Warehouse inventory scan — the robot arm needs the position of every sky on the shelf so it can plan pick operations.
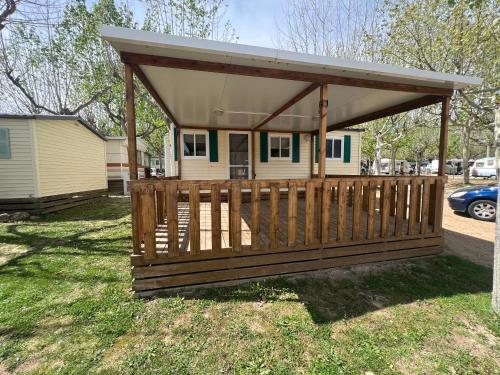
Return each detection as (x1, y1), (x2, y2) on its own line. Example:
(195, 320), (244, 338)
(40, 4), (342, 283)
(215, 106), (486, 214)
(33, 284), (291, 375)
(123, 0), (287, 49)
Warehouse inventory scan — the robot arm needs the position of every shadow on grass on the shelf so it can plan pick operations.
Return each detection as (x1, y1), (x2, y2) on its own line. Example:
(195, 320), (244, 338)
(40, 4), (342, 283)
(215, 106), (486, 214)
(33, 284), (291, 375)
(158, 255), (493, 324)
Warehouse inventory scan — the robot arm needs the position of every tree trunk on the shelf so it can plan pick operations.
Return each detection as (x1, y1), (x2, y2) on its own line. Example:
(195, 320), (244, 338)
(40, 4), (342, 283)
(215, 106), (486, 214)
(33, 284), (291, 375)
(462, 119), (472, 184)
(492, 98), (500, 312)
(390, 146), (397, 176)
(373, 134), (383, 175)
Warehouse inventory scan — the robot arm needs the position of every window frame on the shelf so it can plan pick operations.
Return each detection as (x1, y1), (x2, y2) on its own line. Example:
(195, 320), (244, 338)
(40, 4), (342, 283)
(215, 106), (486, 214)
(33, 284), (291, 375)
(269, 134), (292, 160)
(0, 128), (11, 159)
(325, 136), (343, 161)
(183, 131), (208, 160)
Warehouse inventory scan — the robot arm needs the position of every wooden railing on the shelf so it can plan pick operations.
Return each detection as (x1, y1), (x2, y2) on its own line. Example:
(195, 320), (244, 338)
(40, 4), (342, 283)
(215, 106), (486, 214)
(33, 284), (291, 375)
(129, 176), (446, 261)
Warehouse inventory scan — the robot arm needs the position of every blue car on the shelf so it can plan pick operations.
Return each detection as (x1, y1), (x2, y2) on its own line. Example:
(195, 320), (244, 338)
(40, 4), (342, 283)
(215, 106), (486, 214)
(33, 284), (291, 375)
(448, 184), (498, 221)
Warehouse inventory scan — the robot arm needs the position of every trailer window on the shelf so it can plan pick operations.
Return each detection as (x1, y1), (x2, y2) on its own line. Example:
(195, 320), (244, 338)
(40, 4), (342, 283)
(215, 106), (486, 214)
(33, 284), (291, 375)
(0, 128), (10, 159)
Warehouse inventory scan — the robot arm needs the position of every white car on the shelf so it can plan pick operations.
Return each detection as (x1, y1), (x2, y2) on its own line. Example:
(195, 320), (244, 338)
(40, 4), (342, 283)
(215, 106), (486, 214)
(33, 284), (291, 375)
(471, 157), (496, 178)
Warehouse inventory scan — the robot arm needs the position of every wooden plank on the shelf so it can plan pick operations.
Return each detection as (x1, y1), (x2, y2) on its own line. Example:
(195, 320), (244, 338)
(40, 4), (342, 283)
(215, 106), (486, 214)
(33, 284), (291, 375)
(433, 178), (445, 234)
(189, 184), (200, 254)
(166, 182), (179, 257)
(251, 182), (261, 250)
(121, 52), (453, 96)
(420, 179), (431, 235)
(133, 246), (442, 292)
(211, 184), (221, 252)
(230, 183), (242, 251)
(318, 83), (328, 178)
(156, 190), (165, 224)
(390, 185), (397, 216)
(269, 183), (280, 249)
(131, 192), (142, 255)
(305, 181), (315, 245)
(438, 97), (451, 176)
(141, 186), (157, 260)
(362, 184), (369, 211)
(408, 179), (419, 235)
(352, 181), (362, 241)
(324, 95), (446, 132)
(124, 64), (138, 180)
(380, 180), (391, 238)
(394, 180), (405, 236)
(321, 181), (332, 243)
(403, 184), (409, 220)
(177, 127), (182, 179)
(134, 237), (443, 278)
(367, 180), (377, 240)
(287, 182), (298, 247)
(337, 181), (347, 241)
(253, 83), (320, 130)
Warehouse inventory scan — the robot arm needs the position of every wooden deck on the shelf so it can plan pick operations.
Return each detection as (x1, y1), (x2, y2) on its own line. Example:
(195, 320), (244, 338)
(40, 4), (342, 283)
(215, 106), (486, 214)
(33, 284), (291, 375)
(129, 176), (446, 295)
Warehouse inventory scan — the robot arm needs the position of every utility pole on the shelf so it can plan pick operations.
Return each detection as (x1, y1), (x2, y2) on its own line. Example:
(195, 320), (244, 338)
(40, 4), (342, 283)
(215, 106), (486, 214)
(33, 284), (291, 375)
(493, 92), (500, 312)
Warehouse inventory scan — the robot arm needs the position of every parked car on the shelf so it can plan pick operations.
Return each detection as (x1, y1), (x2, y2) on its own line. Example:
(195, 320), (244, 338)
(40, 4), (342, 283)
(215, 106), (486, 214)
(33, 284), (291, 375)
(448, 184), (498, 221)
(471, 157), (496, 178)
(430, 159), (458, 175)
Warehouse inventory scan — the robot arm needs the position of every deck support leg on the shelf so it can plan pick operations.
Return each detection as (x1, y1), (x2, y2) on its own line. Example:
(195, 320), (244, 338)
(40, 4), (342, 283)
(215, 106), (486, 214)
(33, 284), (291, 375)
(318, 83), (328, 179)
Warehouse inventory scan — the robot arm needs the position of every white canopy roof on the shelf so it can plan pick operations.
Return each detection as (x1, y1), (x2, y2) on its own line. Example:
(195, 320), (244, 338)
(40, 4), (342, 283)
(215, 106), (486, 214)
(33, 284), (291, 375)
(100, 26), (481, 133)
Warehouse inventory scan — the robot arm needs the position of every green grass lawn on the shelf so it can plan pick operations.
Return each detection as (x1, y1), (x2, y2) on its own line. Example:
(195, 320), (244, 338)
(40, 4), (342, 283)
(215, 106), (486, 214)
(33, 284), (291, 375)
(0, 197), (499, 374)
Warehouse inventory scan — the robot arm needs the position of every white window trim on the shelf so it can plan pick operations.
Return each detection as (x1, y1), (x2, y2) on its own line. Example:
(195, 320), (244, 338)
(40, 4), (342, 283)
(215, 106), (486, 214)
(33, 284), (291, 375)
(326, 136), (343, 161)
(183, 130), (209, 160)
(269, 134), (292, 160)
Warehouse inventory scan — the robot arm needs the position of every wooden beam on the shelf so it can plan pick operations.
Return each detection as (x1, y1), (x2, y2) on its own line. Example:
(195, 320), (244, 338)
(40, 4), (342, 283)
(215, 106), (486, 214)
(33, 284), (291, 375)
(318, 84), (328, 179)
(121, 52), (454, 96)
(125, 64), (138, 180)
(438, 96), (451, 176)
(179, 124), (311, 134)
(314, 95), (443, 134)
(130, 64), (180, 128)
(251, 131), (256, 179)
(252, 82), (320, 130)
(177, 127), (182, 179)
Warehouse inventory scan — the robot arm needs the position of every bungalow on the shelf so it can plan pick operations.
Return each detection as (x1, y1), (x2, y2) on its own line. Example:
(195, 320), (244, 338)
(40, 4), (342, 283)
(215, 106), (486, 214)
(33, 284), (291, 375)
(106, 136), (151, 194)
(100, 26), (481, 295)
(0, 114), (107, 214)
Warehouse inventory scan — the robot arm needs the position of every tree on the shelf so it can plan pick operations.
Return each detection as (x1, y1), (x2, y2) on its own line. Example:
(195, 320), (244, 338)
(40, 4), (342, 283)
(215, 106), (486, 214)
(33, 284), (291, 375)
(493, 92), (500, 312)
(0, 0), (20, 31)
(377, 0), (499, 182)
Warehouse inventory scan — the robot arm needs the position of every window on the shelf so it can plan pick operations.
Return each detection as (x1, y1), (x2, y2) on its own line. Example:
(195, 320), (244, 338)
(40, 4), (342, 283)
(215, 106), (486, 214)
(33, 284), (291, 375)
(183, 133), (207, 158)
(326, 137), (342, 160)
(0, 128), (11, 159)
(269, 135), (291, 159)
(487, 159), (495, 166)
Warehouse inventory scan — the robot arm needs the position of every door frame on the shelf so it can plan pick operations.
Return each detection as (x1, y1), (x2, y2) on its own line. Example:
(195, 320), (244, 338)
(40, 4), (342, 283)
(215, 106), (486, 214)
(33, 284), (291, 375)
(226, 130), (252, 179)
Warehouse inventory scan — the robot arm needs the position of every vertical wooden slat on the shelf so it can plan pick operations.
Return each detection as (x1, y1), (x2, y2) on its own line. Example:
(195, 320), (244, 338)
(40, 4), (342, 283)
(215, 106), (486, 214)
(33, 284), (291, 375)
(305, 181), (315, 245)
(433, 178), (445, 234)
(251, 182), (261, 250)
(394, 179), (405, 237)
(269, 183), (280, 249)
(227, 188), (232, 246)
(367, 180), (376, 240)
(380, 180), (391, 238)
(337, 181), (347, 241)
(390, 185), (397, 216)
(321, 181), (332, 243)
(141, 185), (157, 260)
(416, 183), (422, 223)
(166, 182), (179, 257)
(362, 184), (369, 211)
(408, 178), (419, 235)
(230, 183), (242, 251)
(420, 179), (431, 234)
(130, 192), (141, 254)
(156, 190), (165, 224)
(210, 184), (221, 252)
(189, 184), (200, 254)
(352, 180), (362, 240)
(287, 182), (298, 247)
(428, 182), (436, 226)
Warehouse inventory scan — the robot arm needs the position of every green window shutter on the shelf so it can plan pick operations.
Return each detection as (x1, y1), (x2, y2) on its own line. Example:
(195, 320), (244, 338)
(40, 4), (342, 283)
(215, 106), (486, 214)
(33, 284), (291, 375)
(260, 132), (268, 162)
(292, 133), (300, 163)
(173, 128), (178, 161)
(209, 129), (218, 162)
(0, 128), (11, 159)
(343, 135), (351, 163)
(314, 135), (319, 163)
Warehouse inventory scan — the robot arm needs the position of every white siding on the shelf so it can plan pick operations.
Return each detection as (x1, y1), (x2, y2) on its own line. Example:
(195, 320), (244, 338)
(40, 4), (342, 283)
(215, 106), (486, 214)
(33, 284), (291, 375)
(0, 119), (36, 199)
(35, 119), (107, 197)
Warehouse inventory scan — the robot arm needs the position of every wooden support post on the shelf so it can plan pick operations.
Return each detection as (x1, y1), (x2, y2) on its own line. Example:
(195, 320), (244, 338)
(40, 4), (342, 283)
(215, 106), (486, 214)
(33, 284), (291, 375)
(438, 97), (451, 176)
(251, 131), (256, 179)
(318, 83), (328, 179)
(230, 183), (242, 251)
(125, 64), (138, 181)
(177, 127), (182, 179)
(310, 133), (315, 178)
(321, 181), (332, 243)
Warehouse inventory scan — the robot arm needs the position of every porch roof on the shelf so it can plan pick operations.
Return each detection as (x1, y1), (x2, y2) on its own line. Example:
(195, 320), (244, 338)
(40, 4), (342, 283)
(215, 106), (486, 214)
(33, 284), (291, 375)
(100, 26), (481, 133)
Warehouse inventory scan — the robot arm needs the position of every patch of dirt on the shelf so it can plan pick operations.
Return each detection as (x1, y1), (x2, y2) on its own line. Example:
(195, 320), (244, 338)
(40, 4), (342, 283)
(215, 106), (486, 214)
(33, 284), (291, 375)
(0, 244), (30, 266)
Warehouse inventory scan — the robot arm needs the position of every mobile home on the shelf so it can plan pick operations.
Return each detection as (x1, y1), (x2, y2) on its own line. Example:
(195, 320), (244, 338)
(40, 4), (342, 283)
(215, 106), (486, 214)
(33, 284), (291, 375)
(0, 114), (107, 214)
